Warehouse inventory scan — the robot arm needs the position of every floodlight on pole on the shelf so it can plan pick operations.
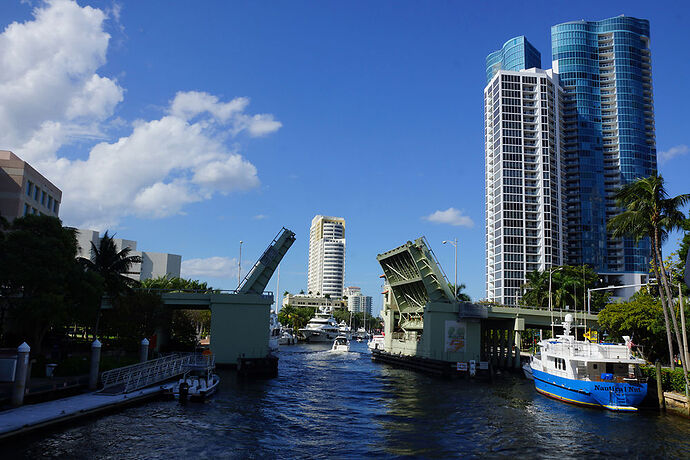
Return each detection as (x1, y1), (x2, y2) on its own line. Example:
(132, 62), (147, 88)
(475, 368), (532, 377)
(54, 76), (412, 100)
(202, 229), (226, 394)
(443, 239), (458, 300)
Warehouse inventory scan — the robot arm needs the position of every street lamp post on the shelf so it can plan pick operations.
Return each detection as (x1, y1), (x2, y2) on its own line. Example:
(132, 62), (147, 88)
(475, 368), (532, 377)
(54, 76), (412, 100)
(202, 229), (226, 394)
(587, 281), (655, 315)
(443, 239), (458, 300)
(238, 240), (243, 289)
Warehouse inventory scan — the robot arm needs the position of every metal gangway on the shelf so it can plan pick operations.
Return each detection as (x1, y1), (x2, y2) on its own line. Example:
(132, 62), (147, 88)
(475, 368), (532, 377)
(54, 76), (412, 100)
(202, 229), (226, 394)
(98, 353), (209, 395)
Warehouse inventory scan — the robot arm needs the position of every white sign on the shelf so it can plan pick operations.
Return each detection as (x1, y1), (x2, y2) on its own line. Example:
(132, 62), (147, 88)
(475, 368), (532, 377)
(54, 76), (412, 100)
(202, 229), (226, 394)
(469, 360), (476, 376)
(456, 362), (468, 371)
(479, 361), (489, 370)
(445, 320), (466, 353)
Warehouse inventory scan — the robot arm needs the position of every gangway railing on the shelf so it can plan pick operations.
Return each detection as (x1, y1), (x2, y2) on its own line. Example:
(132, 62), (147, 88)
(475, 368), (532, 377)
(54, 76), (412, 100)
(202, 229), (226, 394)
(99, 353), (206, 394)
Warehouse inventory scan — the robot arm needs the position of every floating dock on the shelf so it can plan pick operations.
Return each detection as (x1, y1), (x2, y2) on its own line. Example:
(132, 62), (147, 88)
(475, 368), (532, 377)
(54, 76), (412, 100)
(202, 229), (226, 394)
(0, 386), (164, 441)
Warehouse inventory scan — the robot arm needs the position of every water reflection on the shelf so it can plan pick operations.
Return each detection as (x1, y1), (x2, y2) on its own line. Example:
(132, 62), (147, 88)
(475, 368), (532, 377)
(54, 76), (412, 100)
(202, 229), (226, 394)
(6, 341), (690, 459)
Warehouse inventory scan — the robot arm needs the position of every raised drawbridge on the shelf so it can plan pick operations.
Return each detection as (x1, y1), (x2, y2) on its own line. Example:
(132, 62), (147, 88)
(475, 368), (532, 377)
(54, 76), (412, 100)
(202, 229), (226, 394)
(375, 237), (486, 369)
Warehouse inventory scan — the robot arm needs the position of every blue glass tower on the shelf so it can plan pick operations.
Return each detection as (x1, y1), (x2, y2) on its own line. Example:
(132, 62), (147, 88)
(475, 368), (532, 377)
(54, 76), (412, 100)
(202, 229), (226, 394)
(551, 16), (656, 275)
(486, 36), (542, 84)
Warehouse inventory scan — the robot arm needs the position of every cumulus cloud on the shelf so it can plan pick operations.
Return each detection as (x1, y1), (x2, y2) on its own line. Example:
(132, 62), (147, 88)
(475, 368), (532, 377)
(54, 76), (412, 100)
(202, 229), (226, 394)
(423, 208), (474, 228)
(0, 1), (281, 230)
(659, 145), (688, 165)
(182, 256), (238, 279)
(0, 0), (123, 162)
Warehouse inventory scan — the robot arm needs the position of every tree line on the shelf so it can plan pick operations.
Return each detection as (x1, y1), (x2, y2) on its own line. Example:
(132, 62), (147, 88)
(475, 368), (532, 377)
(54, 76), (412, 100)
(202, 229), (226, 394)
(0, 215), (212, 357)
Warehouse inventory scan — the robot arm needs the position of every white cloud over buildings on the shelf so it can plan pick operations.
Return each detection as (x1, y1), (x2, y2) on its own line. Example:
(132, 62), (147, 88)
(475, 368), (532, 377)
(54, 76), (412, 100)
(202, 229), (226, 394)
(0, 0), (281, 230)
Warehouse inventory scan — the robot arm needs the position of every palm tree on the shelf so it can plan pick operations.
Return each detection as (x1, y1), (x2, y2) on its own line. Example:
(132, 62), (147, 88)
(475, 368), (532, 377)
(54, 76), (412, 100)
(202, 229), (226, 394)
(608, 174), (689, 386)
(79, 231), (142, 336)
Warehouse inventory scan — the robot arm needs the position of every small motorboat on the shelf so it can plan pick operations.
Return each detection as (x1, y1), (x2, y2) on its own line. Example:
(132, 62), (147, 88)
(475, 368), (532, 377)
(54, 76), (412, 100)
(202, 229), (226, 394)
(331, 335), (350, 353)
(367, 334), (385, 352)
(164, 353), (219, 402)
(278, 327), (297, 345)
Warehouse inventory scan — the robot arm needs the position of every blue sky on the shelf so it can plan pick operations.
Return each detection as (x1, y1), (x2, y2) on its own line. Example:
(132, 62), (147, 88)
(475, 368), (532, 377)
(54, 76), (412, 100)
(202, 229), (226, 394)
(2, 1), (689, 315)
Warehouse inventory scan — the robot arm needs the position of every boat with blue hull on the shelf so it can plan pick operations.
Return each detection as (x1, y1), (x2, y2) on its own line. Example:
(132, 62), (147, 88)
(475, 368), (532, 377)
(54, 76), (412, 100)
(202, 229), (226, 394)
(526, 314), (647, 412)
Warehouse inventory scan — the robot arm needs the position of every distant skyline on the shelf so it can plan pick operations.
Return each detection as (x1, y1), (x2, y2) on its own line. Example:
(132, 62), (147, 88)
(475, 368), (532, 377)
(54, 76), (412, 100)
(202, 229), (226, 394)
(1, 1), (688, 315)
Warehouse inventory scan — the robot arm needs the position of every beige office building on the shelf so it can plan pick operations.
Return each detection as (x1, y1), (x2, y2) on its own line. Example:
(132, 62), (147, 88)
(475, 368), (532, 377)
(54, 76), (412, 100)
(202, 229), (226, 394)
(0, 150), (61, 221)
(307, 215), (346, 297)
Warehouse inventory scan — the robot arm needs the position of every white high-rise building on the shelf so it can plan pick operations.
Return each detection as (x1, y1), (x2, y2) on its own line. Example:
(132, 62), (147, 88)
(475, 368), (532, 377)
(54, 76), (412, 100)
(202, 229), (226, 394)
(307, 215), (346, 297)
(343, 286), (372, 315)
(484, 68), (566, 306)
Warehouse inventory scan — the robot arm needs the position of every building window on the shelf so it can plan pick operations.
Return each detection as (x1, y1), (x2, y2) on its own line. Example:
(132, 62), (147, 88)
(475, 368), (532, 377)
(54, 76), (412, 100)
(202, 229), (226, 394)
(41, 191), (46, 205)
(26, 181), (33, 196)
(54, 201), (59, 213)
(32, 207), (37, 214)
(48, 196), (53, 209)
(24, 204), (30, 216)
(34, 186), (39, 201)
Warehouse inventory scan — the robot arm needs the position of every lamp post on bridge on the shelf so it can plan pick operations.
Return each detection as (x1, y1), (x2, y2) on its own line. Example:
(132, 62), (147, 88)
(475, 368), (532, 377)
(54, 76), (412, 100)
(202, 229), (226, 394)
(442, 239), (458, 301)
(238, 240), (243, 289)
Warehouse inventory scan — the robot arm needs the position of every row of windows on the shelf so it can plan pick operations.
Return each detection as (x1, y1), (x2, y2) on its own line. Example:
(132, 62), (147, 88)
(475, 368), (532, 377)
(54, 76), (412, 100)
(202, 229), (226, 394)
(26, 180), (59, 214)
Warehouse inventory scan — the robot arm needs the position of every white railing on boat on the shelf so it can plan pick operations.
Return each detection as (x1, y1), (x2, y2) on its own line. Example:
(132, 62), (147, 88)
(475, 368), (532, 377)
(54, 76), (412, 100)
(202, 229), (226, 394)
(543, 341), (636, 361)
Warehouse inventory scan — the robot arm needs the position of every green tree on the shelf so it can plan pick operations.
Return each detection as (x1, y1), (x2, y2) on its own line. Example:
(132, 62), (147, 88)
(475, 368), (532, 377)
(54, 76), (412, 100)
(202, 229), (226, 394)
(520, 265), (608, 311)
(598, 289), (667, 362)
(79, 231), (142, 336)
(0, 215), (102, 353)
(448, 283), (471, 302)
(100, 290), (165, 348)
(277, 304), (315, 331)
(608, 174), (689, 388)
(141, 275), (213, 292)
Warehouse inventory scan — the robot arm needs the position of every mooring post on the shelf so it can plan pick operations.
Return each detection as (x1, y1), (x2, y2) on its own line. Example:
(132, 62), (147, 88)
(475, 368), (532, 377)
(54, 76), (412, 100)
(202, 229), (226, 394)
(11, 342), (31, 407)
(89, 339), (101, 390)
(140, 338), (149, 363)
(655, 360), (665, 411)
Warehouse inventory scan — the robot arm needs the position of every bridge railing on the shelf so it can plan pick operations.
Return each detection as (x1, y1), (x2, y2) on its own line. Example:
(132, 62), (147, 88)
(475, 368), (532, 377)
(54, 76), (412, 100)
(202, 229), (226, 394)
(133, 288), (274, 301)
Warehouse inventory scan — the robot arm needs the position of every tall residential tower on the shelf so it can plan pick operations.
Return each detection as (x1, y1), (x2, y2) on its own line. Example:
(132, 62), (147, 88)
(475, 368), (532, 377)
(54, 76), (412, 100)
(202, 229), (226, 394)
(307, 215), (346, 297)
(552, 16), (655, 287)
(484, 64), (565, 306)
(485, 16), (657, 304)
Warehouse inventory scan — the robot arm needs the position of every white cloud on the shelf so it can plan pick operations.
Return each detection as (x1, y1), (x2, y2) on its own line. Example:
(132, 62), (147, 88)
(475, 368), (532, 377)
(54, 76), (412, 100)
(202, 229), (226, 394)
(0, 1), (281, 230)
(182, 256), (238, 279)
(423, 208), (474, 228)
(253, 214), (268, 220)
(0, 0), (123, 163)
(659, 145), (688, 165)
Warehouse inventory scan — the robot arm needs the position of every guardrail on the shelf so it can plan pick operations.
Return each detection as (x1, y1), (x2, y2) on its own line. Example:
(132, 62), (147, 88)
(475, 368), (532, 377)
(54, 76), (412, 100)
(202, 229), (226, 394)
(99, 353), (203, 394)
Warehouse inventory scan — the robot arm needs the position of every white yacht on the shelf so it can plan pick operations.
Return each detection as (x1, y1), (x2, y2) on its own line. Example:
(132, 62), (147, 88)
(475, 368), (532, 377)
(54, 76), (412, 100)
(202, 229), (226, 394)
(338, 320), (352, 339)
(299, 307), (340, 343)
(331, 335), (350, 353)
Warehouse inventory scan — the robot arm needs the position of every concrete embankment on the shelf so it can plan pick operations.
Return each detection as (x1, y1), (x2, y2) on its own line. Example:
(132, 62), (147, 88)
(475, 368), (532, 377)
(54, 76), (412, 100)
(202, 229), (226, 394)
(0, 386), (165, 441)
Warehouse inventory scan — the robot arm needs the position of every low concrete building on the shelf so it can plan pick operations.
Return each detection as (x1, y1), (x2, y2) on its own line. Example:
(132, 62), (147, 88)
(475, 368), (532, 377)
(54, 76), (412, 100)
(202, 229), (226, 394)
(282, 293), (346, 310)
(0, 150), (61, 221)
(76, 229), (181, 281)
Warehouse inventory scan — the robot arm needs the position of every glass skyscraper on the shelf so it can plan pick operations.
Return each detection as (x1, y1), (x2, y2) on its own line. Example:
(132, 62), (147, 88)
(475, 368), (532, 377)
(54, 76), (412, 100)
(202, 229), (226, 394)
(486, 36), (542, 84)
(484, 16), (656, 303)
(552, 16), (655, 277)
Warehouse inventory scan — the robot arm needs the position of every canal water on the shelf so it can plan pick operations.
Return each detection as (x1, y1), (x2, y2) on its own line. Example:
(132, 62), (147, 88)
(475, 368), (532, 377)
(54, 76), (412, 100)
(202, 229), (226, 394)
(8, 341), (690, 458)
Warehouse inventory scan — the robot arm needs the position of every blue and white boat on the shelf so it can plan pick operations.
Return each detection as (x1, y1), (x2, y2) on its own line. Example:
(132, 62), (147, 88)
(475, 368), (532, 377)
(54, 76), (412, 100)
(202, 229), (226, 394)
(527, 314), (647, 411)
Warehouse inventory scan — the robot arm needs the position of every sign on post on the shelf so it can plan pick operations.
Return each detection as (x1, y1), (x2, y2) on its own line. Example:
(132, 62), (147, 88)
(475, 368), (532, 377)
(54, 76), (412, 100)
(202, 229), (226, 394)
(469, 360), (476, 376)
(456, 362), (468, 372)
